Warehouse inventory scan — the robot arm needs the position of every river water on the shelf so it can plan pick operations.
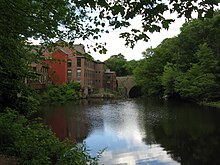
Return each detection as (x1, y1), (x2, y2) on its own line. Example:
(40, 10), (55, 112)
(42, 98), (220, 165)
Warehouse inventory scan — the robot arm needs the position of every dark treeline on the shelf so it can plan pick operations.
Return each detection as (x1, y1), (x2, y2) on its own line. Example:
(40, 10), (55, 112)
(133, 11), (220, 102)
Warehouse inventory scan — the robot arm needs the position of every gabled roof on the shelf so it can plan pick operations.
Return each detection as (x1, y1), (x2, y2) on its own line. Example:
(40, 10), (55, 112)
(55, 40), (85, 57)
(73, 44), (85, 54)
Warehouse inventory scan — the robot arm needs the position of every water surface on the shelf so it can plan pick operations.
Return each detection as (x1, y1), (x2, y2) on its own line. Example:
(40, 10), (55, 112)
(42, 99), (220, 165)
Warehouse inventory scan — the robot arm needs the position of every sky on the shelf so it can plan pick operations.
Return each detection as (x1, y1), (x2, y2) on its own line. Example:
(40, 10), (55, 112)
(75, 2), (219, 62)
(30, 14), (185, 62)
(30, 2), (219, 62)
(75, 14), (186, 62)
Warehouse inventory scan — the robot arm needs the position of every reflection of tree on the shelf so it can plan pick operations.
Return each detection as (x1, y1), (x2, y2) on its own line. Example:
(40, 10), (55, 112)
(135, 98), (166, 145)
(141, 123), (156, 145)
(151, 102), (220, 164)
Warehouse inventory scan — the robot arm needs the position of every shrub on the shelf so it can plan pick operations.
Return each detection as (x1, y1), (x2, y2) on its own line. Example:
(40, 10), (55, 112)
(41, 82), (80, 104)
(0, 109), (100, 164)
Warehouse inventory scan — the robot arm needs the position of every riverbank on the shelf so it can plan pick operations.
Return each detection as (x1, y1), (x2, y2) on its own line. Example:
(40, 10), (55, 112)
(87, 89), (123, 99)
(201, 101), (220, 109)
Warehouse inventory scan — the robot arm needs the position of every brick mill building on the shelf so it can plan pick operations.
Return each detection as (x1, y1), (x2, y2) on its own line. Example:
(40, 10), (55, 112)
(31, 41), (117, 97)
(104, 69), (117, 91)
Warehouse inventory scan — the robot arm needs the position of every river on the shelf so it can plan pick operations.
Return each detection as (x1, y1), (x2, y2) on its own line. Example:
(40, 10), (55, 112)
(42, 98), (220, 165)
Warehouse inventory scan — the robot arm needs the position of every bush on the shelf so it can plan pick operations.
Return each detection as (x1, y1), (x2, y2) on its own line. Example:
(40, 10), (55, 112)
(0, 109), (100, 164)
(41, 82), (80, 104)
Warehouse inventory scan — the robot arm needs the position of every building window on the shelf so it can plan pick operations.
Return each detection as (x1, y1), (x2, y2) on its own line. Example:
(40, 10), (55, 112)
(77, 69), (81, 81)
(77, 58), (81, 67)
(67, 59), (72, 68)
(33, 67), (36, 72)
(67, 69), (72, 82)
(41, 67), (48, 73)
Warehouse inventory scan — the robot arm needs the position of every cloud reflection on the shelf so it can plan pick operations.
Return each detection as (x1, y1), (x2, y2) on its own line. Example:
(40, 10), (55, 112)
(100, 144), (179, 165)
(84, 100), (179, 165)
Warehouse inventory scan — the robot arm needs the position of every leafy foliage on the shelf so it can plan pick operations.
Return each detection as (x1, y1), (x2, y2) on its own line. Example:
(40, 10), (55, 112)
(0, 109), (101, 164)
(104, 54), (129, 76)
(134, 11), (220, 102)
(134, 45), (171, 96)
(161, 63), (179, 97)
(175, 43), (219, 101)
(41, 82), (81, 104)
(75, 0), (219, 47)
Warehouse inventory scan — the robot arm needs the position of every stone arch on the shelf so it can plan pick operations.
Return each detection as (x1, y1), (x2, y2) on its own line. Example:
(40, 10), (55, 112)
(128, 85), (143, 98)
(117, 76), (142, 98)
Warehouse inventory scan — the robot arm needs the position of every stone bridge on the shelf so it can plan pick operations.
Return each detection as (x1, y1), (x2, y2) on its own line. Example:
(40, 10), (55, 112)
(117, 76), (142, 98)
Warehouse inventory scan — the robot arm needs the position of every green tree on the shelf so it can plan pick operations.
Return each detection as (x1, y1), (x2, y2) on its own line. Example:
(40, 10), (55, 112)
(175, 43), (220, 101)
(134, 53), (165, 96)
(104, 53), (129, 76)
(134, 38), (177, 96)
(123, 60), (139, 75)
(195, 43), (219, 72)
(0, 0), (91, 112)
(87, 0), (219, 47)
(161, 63), (179, 97)
(134, 11), (220, 101)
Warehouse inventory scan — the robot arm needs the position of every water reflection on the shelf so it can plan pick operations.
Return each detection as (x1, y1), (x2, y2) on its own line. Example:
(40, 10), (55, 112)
(42, 98), (220, 165)
(84, 99), (179, 165)
(43, 103), (90, 142)
(151, 100), (220, 165)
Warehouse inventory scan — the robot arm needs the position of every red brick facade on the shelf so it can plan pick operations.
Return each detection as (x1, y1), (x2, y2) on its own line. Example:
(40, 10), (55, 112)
(104, 69), (117, 91)
(44, 42), (108, 92)
(45, 49), (69, 85)
(28, 41), (117, 94)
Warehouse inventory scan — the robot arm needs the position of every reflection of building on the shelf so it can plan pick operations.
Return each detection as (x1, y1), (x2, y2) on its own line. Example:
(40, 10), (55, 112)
(104, 69), (117, 91)
(45, 107), (89, 143)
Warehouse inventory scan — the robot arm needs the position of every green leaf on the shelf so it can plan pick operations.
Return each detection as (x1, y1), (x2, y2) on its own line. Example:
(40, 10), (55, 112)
(98, 0), (108, 7)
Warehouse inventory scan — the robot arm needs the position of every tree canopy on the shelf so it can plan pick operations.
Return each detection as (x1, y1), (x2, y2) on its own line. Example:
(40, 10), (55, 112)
(104, 54), (138, 76)
(134, 11), (220, 101)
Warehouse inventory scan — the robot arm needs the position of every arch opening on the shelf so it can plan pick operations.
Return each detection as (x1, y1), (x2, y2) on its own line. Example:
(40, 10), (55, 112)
(129, 86), (143, 98)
